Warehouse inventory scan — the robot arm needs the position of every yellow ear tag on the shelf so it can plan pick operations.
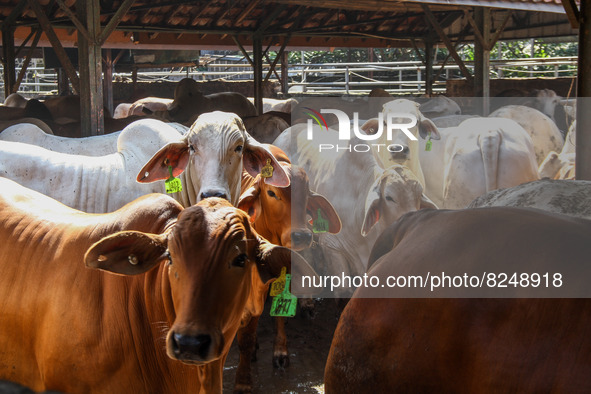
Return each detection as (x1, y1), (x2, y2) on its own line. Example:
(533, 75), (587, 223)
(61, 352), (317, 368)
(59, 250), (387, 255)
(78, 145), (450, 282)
(425, 132), (432, 152)
(165, 165), (183, 194)
(261, 159), (274, 178)
(270, 273), (297, 317)
(313, 209), (329, 233)
(270, 266), (287, 296)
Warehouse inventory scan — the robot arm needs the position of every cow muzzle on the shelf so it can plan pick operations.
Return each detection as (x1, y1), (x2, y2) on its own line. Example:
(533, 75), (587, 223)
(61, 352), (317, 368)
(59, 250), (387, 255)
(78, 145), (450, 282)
(200, 189), (229, 201)
(291, 230), (313, 251)
(168, 331), (221, 364)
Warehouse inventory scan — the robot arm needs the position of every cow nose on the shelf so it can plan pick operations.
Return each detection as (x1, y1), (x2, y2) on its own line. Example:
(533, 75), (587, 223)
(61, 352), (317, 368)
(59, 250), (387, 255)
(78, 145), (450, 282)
(172, 333), (212, 360)
(390, 145), (410, 160)
(291, 231), (313, 248)
(200, 190), (228, 201)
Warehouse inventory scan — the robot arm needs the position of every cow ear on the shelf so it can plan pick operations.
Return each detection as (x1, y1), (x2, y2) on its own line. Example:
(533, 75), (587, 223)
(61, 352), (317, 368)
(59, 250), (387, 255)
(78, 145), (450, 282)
(420, 194), (438, 210)
(256, 240), (319, 295)
(418, 117), (441, 140)
(361, 177), (383, 236)
(238, 185), (261, 223)
(307, 192), (342, 234)
(85, 231), (168, 276)
(360, 118), (381, 135)
(243, 136), (290, 187)
(137, 141), (189, 183)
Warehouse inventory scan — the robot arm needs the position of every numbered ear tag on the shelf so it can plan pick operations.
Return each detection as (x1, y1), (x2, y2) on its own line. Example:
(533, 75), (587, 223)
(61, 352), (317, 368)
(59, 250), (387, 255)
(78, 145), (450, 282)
(165, 165), (183, 194)
(313, 208), (329, 233)
(425, 132), (432, 152)
(270, 274), (297, 317)
(261, 159), (274, 179)
(270, 267), (287, 296)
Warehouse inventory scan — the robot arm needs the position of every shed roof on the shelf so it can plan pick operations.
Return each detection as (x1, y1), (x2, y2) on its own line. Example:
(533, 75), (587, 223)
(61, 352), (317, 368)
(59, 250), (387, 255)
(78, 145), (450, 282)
(0, 0), (579, 50)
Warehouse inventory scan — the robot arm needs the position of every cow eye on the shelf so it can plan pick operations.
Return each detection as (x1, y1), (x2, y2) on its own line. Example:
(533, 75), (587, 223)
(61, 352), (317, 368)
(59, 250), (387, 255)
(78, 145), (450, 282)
(235, 145), (243, 153)
(267, 190), (278, 199)
(385, 195), (395, 203)
(232, 253), (248, 268)
(165, 250), (172, 266)
(189, 144), (195, 153)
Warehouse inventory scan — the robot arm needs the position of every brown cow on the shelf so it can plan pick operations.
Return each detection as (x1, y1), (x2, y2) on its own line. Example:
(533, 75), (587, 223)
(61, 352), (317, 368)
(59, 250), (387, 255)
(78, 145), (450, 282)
(325, 207), (591, 393)
(0, 177), (314, 393)
(166, 78), (257, 125)
(234, 146), (341, 392)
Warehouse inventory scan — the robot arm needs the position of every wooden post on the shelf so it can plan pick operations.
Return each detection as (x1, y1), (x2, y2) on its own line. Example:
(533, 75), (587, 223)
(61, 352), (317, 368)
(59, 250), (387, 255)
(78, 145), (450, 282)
(253, 34), (263, 115)
(77, 0), (103, 136)
(2, 25), (16, 99)
(577, 1), (591, 180)
(424, 41), (434, 96)
(57, 68), (70, 95)
(281, 50), (289, 95)
(103, 49), (114, 117)
(474, 7), (491, 115)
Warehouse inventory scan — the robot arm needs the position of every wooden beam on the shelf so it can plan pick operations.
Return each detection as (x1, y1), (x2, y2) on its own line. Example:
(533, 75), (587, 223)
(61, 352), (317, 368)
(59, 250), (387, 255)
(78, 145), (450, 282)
(410, 38), (425, 65)
(77, 0), (104, 136)
(55, 0), (91, 42)
(2, 26), (16, 97)
(488, 10), (512, 50)
(253, 34), (263, 115)
(13, 28), (42, 92)
(264, 36), (289, 82)
(576, 0), (591, 179)
(562, 0), (580, 29)
(99, 0), (135, 45)
(15, 27), (36, 57)
(256, 4), (287, 34)
(280, 50), (289, 95)
(27, 0), (80, 93)
(463, 9), (487, 50)
(474, 7), (491, 115)
(232, 35), (254, 66)
(236, 0), (260, 25)
(103, 49), (114, 117)
(422, 4), (472, 81)
(0, 0), (28, 31)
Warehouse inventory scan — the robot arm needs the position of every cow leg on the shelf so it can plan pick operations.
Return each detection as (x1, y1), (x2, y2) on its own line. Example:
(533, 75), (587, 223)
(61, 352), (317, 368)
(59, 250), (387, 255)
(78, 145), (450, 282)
(273, 316), (289, 369)
(235, 316), (259, 393)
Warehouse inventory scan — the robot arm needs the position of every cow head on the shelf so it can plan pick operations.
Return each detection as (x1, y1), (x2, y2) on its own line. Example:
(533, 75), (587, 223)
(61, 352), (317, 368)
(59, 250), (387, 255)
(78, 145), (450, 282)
(362, 164), (438, 236)
(362, 99), (440, 170)
(84, 198), (316, 365)
(238, 163), (341, 251)
(136, 111), (289, 206)
(167, 78), (208, 123)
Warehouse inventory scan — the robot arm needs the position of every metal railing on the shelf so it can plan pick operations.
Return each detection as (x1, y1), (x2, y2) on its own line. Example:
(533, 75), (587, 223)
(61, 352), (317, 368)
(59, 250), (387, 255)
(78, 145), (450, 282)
(0, 56), (578, 98)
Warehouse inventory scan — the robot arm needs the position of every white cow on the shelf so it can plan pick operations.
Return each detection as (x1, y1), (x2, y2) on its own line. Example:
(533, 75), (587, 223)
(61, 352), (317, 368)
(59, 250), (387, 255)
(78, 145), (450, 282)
(0, 113), (288, 213)
(419, 117), (540, 209)
(538, 121), (576, 180)
(247, 97), (298, 113)
(0, 121), (189, 156)
(364, 99), (440, 188)
(489, 105), (564, 164)
(418, 96), (461, 118)
(274, 125), (436, 289)
(468, 179), (591, 219)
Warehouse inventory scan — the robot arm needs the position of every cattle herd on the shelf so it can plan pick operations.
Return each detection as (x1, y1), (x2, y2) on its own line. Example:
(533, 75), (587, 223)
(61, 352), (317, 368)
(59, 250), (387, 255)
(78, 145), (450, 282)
(0, 79), (590, 393)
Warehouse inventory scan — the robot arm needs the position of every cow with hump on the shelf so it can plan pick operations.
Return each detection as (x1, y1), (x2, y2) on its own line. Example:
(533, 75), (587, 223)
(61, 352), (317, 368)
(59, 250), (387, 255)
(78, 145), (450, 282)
(0, 177), (315, 393)
(325, 207), (591, 393)
(0, 112), (288, 213)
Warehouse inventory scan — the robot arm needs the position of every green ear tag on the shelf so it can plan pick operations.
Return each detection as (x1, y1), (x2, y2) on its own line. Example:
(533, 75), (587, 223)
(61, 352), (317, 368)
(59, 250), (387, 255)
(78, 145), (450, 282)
(270, 266), (287, 296)
(165, 165), (183, 194)
(313, 209), (329, 233)
(270, 274), (297, 317)
(425, 132), (432, 152)
(261, 159), (274, 178)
